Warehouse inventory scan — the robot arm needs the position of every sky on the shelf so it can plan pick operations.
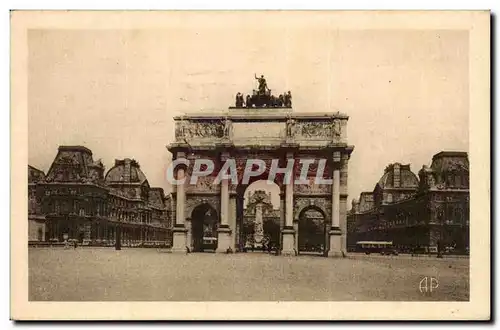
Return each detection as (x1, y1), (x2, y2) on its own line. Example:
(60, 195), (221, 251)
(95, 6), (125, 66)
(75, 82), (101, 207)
(28, 25), (469, 209)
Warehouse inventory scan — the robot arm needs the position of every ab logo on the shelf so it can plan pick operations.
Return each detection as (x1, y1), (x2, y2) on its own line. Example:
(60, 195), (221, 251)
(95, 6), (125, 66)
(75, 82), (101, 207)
(419, 277), (439, 293)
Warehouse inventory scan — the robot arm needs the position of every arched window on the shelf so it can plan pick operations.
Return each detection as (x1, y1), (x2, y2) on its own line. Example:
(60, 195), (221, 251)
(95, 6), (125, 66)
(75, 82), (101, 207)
(436, 207), (444, 222)
(454, 207), (464, 224)
(446, 204), (454, 223)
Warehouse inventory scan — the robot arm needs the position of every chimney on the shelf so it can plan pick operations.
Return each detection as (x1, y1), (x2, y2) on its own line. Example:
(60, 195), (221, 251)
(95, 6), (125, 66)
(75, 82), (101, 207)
(393, 163), (401, 188)
(124, 158), (131, 182)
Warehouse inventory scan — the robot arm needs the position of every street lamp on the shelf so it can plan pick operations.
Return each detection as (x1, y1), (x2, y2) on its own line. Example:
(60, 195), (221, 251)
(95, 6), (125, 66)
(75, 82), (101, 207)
(437, 201), (445, 258)
(115, 222), (122, 250)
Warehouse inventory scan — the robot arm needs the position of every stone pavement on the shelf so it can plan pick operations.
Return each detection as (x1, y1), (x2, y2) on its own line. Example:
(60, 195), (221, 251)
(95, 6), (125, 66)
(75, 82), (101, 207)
(29, 247), (469, 301)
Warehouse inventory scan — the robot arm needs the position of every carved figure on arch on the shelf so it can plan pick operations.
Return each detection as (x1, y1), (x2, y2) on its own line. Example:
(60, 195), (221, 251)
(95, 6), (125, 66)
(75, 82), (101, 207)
(286, 116), (296, 139)
(175, 121), (189, 140)
(331, 119), (342, 139)
(222, 117), (233, 139)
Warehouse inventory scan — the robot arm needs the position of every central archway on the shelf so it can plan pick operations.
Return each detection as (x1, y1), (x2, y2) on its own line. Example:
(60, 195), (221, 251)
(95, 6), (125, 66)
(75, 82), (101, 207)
(236, 172), (282, 253)
(298, 206), (327, 255)
(191, 203), (219, 252)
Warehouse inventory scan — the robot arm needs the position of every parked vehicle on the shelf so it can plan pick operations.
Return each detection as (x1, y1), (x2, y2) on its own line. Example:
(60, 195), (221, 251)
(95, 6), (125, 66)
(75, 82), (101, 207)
(380, 247), (399, 256)
(202, 236), (217, 251)
(355, 241), (394, 255)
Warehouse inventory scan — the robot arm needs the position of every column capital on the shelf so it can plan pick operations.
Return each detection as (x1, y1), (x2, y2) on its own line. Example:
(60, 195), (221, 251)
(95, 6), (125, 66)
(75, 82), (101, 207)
(332, 151), (342, 163)
(176, 151), (188, 159)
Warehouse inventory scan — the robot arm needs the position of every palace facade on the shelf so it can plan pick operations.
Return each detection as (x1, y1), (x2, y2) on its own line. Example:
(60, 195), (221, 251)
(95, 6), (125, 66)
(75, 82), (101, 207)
(347, 151), (470, 254)
(28, 146), (173, 247)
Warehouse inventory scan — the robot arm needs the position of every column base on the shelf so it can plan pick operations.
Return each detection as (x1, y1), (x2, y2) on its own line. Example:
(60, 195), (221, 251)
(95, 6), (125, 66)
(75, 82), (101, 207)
(170, 227), (188, 253)
(215, 226), (233, 253)
(281, 228), (296, 256)
(327, 228), (345, 258)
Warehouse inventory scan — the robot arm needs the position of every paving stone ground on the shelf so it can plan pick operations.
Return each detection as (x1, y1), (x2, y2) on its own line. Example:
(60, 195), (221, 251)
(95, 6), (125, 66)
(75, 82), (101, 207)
(29, 247), (469, 301)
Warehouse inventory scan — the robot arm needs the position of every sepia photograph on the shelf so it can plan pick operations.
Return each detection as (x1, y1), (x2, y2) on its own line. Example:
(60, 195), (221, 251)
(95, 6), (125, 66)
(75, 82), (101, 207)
(10, 10), (490, 320)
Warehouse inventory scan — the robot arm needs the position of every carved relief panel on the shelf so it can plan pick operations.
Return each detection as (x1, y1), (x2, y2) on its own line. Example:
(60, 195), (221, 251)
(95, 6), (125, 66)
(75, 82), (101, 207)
(184, 153), (220, 194)
(294, 183), (331, 195)
(293, 197), (331, 222)
(184, 196), (221, 220)
(185, 175), (220, 194)
(296, 122), (332, 139)
(294, 119), (343, 142)
(175, 120), (224, 141)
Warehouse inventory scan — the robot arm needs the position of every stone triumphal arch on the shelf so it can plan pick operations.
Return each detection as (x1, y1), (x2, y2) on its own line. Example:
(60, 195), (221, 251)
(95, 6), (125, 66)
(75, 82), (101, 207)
(167, 82), (354, 257)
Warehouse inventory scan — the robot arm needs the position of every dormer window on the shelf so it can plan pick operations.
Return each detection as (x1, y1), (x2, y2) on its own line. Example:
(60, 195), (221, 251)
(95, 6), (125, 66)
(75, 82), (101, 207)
(386, 194), (393, 203)
(446, 172), (453, 186)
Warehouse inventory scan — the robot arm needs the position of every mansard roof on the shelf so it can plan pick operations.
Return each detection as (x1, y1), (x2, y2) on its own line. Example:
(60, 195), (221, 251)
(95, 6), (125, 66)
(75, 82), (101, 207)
(148, 187), (166, 209)
(28, 165), (45, 183)
(431, 151), (469, 174)
(377, 163), (419, 190)
(45, 145), (104, 183)
(105, 158), (147, 184)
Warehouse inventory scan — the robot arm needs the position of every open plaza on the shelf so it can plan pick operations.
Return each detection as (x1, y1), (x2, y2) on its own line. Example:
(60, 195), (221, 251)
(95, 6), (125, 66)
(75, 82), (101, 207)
(29, 247), (469, 301)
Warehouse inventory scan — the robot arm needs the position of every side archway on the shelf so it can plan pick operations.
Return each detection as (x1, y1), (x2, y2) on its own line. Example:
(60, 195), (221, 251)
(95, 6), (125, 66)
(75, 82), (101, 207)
(190, 203), (219, 252)
(297, 205), (327, 255)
